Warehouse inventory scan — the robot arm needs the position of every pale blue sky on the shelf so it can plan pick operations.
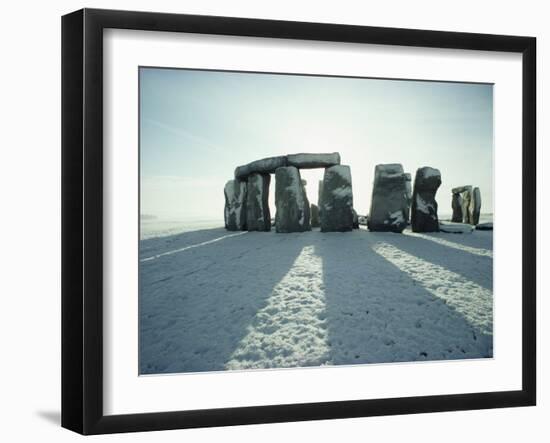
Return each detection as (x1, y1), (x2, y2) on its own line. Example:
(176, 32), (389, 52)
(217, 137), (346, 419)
(140, 67), (493, 220)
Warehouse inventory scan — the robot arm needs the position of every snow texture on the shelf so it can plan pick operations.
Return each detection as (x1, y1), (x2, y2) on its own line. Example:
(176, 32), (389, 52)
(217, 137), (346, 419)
(415, 195), (433, 214)
(139, 226), (493, 374)
(224, 179), (247, 230)
(332, 164), (352, 182)
(388, 210), (405, 225)
(375, 163), (404, 175)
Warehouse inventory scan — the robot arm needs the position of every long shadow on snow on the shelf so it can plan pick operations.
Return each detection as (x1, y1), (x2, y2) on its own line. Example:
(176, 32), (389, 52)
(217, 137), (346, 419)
(410, 229), (493, 251)
(316, 231), (492, 366)
(139, 230), (308, 374)
(379, 231), (493, 291)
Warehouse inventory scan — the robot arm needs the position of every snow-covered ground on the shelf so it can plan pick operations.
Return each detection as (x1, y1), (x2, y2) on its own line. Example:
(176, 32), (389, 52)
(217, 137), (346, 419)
(139, 225), (493, 375)
(140, 218), (223, 240)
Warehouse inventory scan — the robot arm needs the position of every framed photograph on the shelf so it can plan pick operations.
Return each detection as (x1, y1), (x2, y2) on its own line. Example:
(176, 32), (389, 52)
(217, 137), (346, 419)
(61, 8), (536, 435)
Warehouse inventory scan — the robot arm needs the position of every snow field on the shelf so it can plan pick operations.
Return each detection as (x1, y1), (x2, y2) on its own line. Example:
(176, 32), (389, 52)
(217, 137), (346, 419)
(139, 226), (493, 374)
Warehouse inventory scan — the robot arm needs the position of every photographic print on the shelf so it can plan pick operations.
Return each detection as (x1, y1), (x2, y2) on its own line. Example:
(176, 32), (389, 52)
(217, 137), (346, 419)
(138, 67), (494, 376)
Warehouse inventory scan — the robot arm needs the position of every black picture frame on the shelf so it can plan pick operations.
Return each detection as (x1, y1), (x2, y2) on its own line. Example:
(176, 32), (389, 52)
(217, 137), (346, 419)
(61, 8), (536, 435)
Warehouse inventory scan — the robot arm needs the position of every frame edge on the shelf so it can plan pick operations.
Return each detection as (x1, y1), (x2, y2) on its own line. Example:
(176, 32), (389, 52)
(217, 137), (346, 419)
(521, 36), (537, 406)
(61, 8), (85, 435)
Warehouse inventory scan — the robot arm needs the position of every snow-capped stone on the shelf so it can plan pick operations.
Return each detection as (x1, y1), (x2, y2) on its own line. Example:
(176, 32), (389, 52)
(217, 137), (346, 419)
(461, 189), (473, 224)
(287, 152), (341, 169)
(411, 167), (441, 233)
(246, 173), (271, 231)
(224, 179), (247, 231)
(235, 152), (341, 179)
(404, 172), (412, 222)
(367, 163), (410, 233)
(274, 166), (311, 233)
(439, 221), (474, 234)
(320, 165), (354, 232)
(452, 185), (474, 224)
(451, 186), (481, 225)
(452, 185), (471, 194)
(310, 203), (320, 228)
(472, 187), (482, 225)
(451, 192), (463, 222)
(234, 155), (288, 179)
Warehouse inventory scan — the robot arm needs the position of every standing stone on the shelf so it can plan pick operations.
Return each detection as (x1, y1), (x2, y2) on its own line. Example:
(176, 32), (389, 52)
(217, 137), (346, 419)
(320, 165), (354, 232)
(367, 164), (410, 233)
(274, 166), (311, 233)
(246, 173), (271, 231)
(462, 187), (473, 224)
(311, 204), (320, 228)
(411, 167), (442, 232)
(224, 179), (247, 231)
(404, 173), (412, 223)
(452, 186), (473, 224)
(318, 180), (325, 225)
(472, 187), (482, 225)
(451, 193), (463, 222)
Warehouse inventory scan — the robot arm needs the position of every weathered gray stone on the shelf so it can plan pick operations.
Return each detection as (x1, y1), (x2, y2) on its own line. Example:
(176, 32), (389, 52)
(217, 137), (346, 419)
(472, 187), (482, 225)
(246, 173), (271, 231)
(311, 204), (320, 228)
(404, 173), (412, 222)
(453, 186), (481, 225)
(287, 152), (341, 169)
(411, 167), (441, 233)
(460, 186), (473, 224)
(451, 193), (463, 223)
(476, 222), (492, 231)
(224, 179), (247, 231)
(452, 185), (472, 194)
(235, 156), (288, 179)
(439, 221), (474, 234)
(367, 164), (410, 233)
(235, 152), (341, 179)
(320, 165), (354, 232)
(274, 166), (311, 233)
(452, 186), (474, 224)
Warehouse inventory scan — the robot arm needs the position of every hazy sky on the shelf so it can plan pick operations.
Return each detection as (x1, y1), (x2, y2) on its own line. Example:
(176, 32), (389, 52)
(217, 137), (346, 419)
(140, 67), (493, 220)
